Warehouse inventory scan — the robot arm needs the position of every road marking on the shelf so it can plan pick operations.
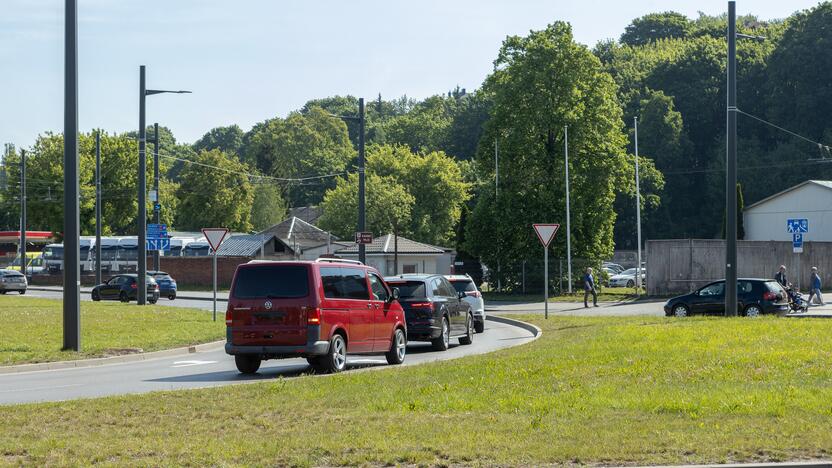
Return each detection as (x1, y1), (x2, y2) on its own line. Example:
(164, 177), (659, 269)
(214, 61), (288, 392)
(171, 360), (217, 368)
(0, 383), (83, 393)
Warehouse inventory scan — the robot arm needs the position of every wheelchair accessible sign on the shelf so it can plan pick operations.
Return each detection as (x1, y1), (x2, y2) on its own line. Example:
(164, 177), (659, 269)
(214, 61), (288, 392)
(788, 218), (808, 253)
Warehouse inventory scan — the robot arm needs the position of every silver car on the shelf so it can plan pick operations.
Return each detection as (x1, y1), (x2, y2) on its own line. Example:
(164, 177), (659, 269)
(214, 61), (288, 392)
(445, 274), (486, 333)
(0, 269), (27, 294)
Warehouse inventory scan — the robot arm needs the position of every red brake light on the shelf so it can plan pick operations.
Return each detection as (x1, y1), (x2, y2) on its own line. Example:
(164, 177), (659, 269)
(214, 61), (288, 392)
(466, 291), (482, 298)
(130, 283), (137, 289)
(763, 291), (776, 301)
(307, 307), (321, 325)
(410, 302), (434, 310)
(225, 309), (233, 326)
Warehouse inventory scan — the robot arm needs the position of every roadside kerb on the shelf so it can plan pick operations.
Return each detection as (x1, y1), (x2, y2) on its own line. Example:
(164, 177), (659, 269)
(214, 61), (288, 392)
(635, 461), (832, 468)
(487, 314), (541, 337)
(0, 340), (225, 375)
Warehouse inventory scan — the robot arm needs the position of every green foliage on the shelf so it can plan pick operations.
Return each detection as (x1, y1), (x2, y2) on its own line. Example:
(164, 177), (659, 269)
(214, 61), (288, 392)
(620, 12), (692, 46)
(175, 149), (254, 232)
(192, 125), (244, 157)
(250, 183), (288, 231)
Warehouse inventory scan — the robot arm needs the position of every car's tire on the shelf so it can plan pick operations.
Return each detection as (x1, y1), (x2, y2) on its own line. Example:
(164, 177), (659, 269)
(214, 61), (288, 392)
(119, 291), (129, 303)
(626, 280), (635, 288)
(91, 290), (101, 301)
(474, 320), (485, 333)
(744, 304), (762, 318)
(672, 304), (690, 318)
(313, 333), (348, 374)
(149, 297), (158, 305)
(386, 328), (407, 365)
(19, 290), (26, 295)
(0, 291), (6, 295)
(459, 314), (474, 345)
(431, 316), (450, 351)
(234, 355), (261, 374)
(168, 294), (176, 301)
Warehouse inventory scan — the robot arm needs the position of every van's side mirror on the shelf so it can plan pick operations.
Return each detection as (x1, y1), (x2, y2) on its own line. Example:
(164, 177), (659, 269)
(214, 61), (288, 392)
(390, 287), (400, 302)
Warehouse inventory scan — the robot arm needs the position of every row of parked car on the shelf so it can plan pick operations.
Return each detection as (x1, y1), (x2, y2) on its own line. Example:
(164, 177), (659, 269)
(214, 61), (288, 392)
(224, 259), (486, 374)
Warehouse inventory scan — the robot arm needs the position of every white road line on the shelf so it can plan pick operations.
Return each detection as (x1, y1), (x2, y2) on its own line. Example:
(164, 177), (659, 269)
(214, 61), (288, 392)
(0, 383), (83, 393)
(171, 360), (218, 368)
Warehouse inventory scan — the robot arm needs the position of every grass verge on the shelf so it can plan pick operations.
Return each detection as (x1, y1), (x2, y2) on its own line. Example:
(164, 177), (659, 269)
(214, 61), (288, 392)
(0, 297), (224, 366)
(3, 315), (832, 465)
(484, 286), (640, 303)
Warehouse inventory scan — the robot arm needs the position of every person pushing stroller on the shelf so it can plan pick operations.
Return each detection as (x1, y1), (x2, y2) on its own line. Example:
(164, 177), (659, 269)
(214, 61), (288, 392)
(775, 265), (808, 313)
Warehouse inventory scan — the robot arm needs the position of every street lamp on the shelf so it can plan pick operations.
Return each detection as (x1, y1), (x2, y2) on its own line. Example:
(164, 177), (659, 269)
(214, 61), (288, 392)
(138, 65), (190, 305)
(327, 98), (366, 264)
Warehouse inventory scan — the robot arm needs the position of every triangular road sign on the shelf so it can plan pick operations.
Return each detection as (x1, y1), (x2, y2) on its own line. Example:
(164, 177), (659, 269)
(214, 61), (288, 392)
(533, 224), (560, 247)
(202, 228), (229, 253)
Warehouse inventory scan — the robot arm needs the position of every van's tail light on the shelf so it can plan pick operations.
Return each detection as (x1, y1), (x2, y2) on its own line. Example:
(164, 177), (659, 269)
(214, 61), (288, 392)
(131, 283), (137, 289)
(763, 291), (777, 301)
(307, 307), (321, 325)
(466, 291), (482, 298)
(225, 309), (233, 326)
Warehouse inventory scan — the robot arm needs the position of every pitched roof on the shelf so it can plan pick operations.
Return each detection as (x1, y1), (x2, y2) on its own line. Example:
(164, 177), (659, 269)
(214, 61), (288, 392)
(289, 206), (323, 225)
(259, 217), (337, 251)
(216, 234), (273, 257)
(745, 180), (832, 210)
(336, 234), (446, 255)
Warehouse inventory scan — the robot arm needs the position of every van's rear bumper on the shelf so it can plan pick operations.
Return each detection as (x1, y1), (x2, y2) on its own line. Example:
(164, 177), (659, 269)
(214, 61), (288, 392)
(224, 325), (328, 357)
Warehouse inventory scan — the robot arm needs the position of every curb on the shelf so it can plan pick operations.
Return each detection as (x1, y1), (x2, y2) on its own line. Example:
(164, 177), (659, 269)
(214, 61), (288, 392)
(0, 340), (225, 375)
(486, 314), (542, 338)
(636, 462), (832, 468)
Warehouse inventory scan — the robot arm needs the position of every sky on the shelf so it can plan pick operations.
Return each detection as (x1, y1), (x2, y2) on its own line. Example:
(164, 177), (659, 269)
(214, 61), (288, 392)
(0, 0), (823, 149)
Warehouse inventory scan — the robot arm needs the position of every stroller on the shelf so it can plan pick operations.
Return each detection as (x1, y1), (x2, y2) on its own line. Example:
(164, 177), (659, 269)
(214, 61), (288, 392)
(786, 286), (809, 313)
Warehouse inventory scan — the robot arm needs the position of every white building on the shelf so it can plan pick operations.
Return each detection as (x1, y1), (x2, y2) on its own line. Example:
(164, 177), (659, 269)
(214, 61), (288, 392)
(336, 234), (454, 276)
(744, 180), (832, 242)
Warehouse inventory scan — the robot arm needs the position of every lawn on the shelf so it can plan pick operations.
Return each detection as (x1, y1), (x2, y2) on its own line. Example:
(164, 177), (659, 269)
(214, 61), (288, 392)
(484, 286), (641, 302)
(3, 315), (832, 466)
(0, 297), (224, 366)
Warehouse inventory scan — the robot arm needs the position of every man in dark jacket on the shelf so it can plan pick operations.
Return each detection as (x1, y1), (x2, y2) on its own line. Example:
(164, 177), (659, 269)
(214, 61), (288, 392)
(809, 266), (825, 306)
(583, 267), (598, 308)
(775, 265), (789, 289)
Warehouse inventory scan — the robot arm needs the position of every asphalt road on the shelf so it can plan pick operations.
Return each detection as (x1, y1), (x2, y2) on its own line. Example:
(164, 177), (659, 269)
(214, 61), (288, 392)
(0, 318), (534, 406)
(24, 287), (221, 312)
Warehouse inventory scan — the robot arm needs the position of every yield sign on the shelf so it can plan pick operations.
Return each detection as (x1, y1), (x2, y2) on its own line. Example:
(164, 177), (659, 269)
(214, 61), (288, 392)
(202, 228), (229, 253)
(533, 224), (560, 247)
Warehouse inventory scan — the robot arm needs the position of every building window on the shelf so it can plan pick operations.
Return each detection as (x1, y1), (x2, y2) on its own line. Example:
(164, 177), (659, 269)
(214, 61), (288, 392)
(403, 264), (417, 274)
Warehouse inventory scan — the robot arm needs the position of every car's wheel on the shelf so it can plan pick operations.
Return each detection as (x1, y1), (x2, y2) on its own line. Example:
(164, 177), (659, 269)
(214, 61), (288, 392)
(234, 355), (261, 374)
(459, 314), (474, 345)
(313, 333), (347, 373)
(148, 297), (158, 305)
(626, 280), (635, 288)
(431, 316), (450, 351)
(474, 320), (485, 334)
(119, 291), (129, 303)
(19, 289), (26, 295)
(744, 304), (762, 318)
(386, 328), (407, 365)
(168, 294), (176, 301)
(672, 304), (689, 317)
(0, 291), (6, 295)
(91, 290), (101, 301)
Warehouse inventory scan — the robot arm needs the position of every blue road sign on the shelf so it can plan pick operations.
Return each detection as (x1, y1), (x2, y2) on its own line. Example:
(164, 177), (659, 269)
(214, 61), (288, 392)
(146, 238), (170, 252)
(787, 218), (808, 233)
(793, 232), (803, 248)
(147, 223), (168, 238)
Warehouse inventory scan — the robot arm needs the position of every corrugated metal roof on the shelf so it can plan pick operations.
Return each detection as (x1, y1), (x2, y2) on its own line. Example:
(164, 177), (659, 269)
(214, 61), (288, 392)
(336, 234), (445, 255)
(216, 234), (273, 257)
(259, 217), (337, 251)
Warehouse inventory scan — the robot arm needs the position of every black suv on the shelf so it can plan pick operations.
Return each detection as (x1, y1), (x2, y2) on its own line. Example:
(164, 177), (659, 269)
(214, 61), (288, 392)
(91, 274), (160, 304)
(664, 278), (790, 317)
(385, 274), (474, 351)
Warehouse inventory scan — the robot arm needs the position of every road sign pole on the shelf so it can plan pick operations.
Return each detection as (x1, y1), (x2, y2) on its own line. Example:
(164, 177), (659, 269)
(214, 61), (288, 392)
(544, 245), (548, 319)
(212, 251), (217, 322)
(564, 126), (572, 294)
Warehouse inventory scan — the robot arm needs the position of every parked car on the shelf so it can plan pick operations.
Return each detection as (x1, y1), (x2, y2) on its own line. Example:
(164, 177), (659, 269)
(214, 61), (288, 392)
(91, 274), (160, 304)
(385, 274), (474, 351)
(445, 274), (486, 333)
(664, 278), (790, 317)
(609, 268), (646, 288)
(225, 259), (407, 374)
(602, 262), (625, 274)
(148, 270), (177, 300)
(0, 269), (27, 294)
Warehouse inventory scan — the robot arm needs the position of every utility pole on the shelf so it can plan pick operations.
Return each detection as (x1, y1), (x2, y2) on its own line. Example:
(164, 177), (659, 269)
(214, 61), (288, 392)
(63, 0), (81, 351)
(19, 149), (26, 277)
(495, 137), (501, 292)
(634, 117), (643, 294)
(564, 126), (573, 294)
(725, 1), (738, 316)
(138, 65), (148, 305)
(152, 122), (160, 272)
(95, 131), (102, 286)
(358, 97), (366, 265)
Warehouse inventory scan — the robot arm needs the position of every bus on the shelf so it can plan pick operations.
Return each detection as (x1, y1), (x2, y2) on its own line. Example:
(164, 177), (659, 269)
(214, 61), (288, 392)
(42, 243), (64, 273)
(183, 241), (210, 257)
(116, 237), (139, 272)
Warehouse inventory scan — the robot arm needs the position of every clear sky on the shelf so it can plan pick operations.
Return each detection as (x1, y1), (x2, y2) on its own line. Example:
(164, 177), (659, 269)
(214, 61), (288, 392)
(0, 0), (822, 149)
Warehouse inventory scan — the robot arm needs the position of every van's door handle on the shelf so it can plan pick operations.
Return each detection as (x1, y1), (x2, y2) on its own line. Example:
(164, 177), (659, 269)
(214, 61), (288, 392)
(367, 303), (373, 308)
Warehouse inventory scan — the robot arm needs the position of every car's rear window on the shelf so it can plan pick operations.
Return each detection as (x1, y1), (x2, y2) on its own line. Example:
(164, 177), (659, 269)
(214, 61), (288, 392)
(387, 281), (426, 299)
(154, 274), (173, 281)
(450, 280), (476, 293)
(232, 265), (309, 299)
(765, 281), (785, 293)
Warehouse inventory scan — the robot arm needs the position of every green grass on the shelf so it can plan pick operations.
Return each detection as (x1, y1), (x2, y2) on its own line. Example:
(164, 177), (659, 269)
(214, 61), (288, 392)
(484, 286), (640, 303)
(0, 297), (224, 366)
(3, 315), (832, 466)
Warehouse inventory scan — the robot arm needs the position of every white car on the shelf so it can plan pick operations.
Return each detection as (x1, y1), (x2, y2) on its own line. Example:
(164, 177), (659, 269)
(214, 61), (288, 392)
(608, 268), (646, 288)
(445, 274), (486, 333)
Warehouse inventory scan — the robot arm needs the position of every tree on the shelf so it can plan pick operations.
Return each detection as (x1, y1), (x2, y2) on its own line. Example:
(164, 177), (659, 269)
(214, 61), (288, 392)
(453, 205), (483, 285)
(193, 125), (244, 157)
(175, 149), (254, 231)
(250, 183), (288, 231)
(620, 12), (691, 46)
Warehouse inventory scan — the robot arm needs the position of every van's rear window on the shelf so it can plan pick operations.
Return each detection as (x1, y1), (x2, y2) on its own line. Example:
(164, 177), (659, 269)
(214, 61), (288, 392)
(232, 265), (309, 299)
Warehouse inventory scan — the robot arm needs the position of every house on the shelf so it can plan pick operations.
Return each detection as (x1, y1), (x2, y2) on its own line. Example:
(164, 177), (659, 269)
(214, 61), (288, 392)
(743, 180), (832, 242)
(215, 234), (277, 258)
(336, 233), (455, 276)
(258, 217), (350, 260)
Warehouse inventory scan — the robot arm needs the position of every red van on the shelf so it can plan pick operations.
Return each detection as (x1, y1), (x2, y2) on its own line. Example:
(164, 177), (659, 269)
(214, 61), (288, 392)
(225, 259), (407, 374)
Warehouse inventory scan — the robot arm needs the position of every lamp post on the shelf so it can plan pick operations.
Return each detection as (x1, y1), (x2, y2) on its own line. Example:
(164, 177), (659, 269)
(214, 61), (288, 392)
(138, 65), (190, 304)
(63, 0), (80, 351)
(151, 122), (160, 272)
(19, 149), (26, 278)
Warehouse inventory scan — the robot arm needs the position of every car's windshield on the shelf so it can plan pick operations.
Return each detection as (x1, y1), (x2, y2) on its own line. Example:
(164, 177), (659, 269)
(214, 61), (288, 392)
(232, 265), (309, 299)
(387, 281), (426, 299)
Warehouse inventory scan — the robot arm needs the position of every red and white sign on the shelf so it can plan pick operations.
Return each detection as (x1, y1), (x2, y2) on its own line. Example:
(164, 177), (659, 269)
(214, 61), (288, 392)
(202, 228), (229, 253)
(533, 224), (560, 247)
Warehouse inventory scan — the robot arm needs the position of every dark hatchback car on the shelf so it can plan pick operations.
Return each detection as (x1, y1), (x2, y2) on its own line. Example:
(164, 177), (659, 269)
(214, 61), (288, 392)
(91, 274), (160, 304)
(664, 278), (789, 317)
(148, 270), (177, 300)
(384, 274), (474, 351)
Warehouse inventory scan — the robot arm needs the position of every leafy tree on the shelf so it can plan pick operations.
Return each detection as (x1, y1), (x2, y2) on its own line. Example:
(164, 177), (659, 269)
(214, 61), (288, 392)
(453, 205), (483, 285)
(250, 183), (288, 231)
(621, 12), (692, 46)
(175, 149), (254, 232)
(193, 125), (244, 157)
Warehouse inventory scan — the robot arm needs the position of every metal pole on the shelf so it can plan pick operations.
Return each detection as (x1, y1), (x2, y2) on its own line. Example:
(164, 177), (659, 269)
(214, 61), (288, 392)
(725, 1), (738, 316)
(95, 132), (102, 286)
(138, 65), (147, 305)
(544, 246), (549, 319)
(522, 260), (526, 294)
(495, 138), (498, 198)
(358, 98), (366, 264)
(635, 117), (642, 294)
(564, 125), (572, 294)
(212, 252), (217, 322)
(63, 0), (81, 351)
(19, 149), (26, 278)
(153, 122), (160, 272)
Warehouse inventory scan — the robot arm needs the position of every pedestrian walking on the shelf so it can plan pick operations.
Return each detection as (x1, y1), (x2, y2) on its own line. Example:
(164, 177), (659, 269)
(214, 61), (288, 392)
(808, 266), (825, 306)
(775, 265), (789, 289)
(583, 267), (598, 308)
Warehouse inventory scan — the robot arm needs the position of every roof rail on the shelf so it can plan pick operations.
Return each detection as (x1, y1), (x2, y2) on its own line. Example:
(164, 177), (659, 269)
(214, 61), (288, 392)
(315, 258), (363, 265)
